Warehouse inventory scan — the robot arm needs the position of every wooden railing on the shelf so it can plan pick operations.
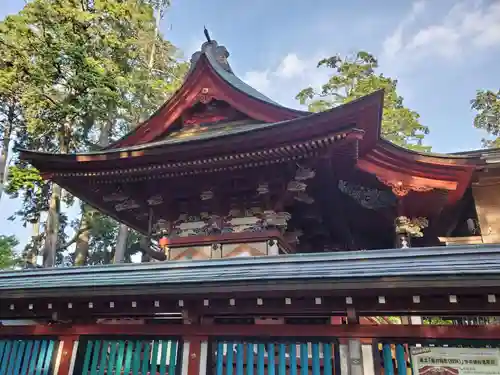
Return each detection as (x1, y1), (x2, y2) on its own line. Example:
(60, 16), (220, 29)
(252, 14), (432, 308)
(3, 324), (500, 374)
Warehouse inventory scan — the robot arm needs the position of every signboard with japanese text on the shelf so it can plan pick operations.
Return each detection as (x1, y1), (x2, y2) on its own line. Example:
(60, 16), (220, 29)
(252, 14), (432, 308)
(411, 347), (500, 375)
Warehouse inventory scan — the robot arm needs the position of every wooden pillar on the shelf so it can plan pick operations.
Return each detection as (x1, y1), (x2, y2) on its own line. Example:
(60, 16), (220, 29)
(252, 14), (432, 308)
(348, 339), (364, 375)
(55, 336), (79, 375)
(183, 335), (206, 375)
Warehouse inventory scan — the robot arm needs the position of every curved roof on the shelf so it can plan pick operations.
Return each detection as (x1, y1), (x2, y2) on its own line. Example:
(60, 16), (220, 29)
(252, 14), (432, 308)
(106, 38), (308, 149)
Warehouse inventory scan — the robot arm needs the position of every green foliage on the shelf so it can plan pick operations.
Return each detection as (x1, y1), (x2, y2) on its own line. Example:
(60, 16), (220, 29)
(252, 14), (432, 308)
(0, 0), (188, 266)
(423, 317), (454, 325)
(0, 235), (20, 269)
(296, 52), (430, 151)
(471, 89), (500, 148)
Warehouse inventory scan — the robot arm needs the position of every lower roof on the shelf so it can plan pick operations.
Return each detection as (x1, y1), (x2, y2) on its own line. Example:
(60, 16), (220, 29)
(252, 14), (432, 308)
(1, 244), (500, 299)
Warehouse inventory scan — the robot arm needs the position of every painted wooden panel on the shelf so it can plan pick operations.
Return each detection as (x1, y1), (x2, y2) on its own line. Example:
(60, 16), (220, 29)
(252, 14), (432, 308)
(222, 242), (267, 258)
(0, 337), (58, 375)
(169, 246), (211, 260)
(211, 339), (338, 375)
(77, 338), (180, 375)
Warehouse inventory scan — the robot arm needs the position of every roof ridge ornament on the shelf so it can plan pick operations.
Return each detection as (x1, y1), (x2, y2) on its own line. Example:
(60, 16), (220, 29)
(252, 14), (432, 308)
(190, 28), (233, 74)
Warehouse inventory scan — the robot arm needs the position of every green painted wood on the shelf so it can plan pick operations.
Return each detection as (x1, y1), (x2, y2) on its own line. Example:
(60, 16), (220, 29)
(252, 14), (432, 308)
(41, 340), (55, 375)
(75, 337), (181, 375)
(82, 340), (94, 374)
(131, 341), (142, 375)
(27, 341), (41, 375)
(114, 340), (126, 374)
(90, 340), (101, 375)
(108, 341), (118, 374)
(150, 339), (159, 375)
(122, 341), (134, 375)
(19, 340), (33, 375)
(12, 341), (26, 375)
(159, 340), (169, 375)
(169, 340), (178, 375)
(97, 340), (109, 375)
(0, 341), (6, 368)
(0, 339), (58, 375)
(5, 340), (18, 375)
(142, 342), (151, 375)
(0, 341), (12, 375)
(34, 340), (48, 375)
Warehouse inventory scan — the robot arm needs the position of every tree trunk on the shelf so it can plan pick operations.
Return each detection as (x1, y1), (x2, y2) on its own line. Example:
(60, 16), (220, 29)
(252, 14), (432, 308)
(42, 183), (61, 267)
(41, 127), (69, 267)
(0, 107), (14, 202)
(114, 223), (129, 263)
(73, 207), (90, 266)
(76, 111), (114, 265)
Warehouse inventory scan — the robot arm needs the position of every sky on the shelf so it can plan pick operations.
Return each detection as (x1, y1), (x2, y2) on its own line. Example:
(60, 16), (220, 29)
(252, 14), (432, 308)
(1, 0), (499, 248)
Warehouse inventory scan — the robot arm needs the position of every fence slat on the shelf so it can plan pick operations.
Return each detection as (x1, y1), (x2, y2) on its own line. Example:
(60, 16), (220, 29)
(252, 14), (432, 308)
(290, 343), (297, 375)
(257, 343), (265, 375)
(228, 342), (235, 375)
(211, 338), (339, 375)
(97, 340), (109, 375)
(41, 340), (55, 375)
(27, 340), (40, 375)
(278, 343), (286, 375)
(236, 343), (244, 375)
(142, 342), (151, 375)
(267, 343), (275, 375)
(395, 344), (406, 375)
(383, 344), (395, 375)
(323, 343), (333, 375)
(131, 341), (142, 375)
(246, 343), (254, 375)
(169, 340), (178, 375)
(20, 340), (33, 375)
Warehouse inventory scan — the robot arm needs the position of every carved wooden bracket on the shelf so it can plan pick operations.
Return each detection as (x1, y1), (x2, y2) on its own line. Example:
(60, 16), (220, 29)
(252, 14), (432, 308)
(197, 87), (214, 104)
(378, 177), (433, 197)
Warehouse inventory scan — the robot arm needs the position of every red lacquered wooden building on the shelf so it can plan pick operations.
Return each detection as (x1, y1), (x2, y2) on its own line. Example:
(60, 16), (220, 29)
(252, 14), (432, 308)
(2, 34), (500, 375)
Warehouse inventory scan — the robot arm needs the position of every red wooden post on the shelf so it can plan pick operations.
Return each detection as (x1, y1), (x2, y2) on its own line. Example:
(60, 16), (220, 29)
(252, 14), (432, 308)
(185, 335), (206, 375)
(56, 335), (78, 375)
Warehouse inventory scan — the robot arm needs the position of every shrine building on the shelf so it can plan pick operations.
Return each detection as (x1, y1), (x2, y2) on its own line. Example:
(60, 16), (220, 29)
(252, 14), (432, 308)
(1, 33), (500, 375)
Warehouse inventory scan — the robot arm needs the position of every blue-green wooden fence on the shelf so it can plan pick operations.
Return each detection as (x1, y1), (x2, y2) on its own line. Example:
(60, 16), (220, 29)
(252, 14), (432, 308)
(76, 337), (181, 375)
(211, 339), (339, 375)
(0, 337), (58, 375)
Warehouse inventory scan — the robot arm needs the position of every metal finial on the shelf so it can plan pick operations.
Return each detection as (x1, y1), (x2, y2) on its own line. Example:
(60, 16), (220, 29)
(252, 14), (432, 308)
(204, 26), (212, 43)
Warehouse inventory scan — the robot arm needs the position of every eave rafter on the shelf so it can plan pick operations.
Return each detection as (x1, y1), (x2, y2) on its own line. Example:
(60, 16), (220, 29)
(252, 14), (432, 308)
(45, 130), (360, 181)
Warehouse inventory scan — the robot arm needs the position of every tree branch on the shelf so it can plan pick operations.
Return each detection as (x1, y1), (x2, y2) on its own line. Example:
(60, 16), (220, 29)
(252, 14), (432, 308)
(57, 225), (91, 251)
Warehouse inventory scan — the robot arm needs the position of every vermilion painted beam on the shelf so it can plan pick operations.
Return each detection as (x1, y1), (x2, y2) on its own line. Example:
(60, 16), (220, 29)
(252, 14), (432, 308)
(56, 336), (78, 375)
(3, 324), (500, 340)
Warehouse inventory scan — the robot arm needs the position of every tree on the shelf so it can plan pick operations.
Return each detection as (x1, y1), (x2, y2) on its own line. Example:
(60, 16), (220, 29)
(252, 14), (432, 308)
(1, 0), (188, 267)
(0, 235), (19, 269)
(296, 52), (430, 151)
(471, 89), (500, 148)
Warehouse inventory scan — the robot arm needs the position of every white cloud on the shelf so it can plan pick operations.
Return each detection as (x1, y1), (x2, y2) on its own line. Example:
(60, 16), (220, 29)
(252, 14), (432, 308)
(382, 0), (500, 64)
(275, 53), (307, 79)
(242, 53), (328, 109)
(382, 0), (427, 59)
(243, 70), (272, 93)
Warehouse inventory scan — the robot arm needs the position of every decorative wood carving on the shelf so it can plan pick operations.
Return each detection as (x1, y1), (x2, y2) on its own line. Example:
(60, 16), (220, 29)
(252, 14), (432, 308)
(338, 180), (396, 210)
(196, 88), (214, 105)
(181, 96), (245, 127)
(377, 177), (434, 197)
